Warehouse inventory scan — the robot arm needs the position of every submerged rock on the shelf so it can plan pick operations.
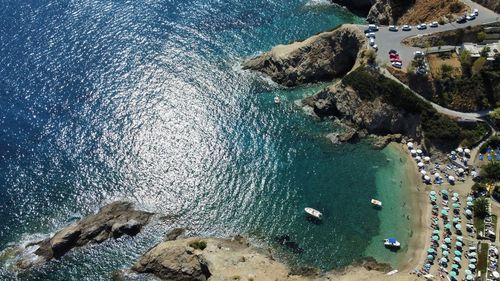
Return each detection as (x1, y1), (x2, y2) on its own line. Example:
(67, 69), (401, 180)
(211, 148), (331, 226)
(15, 201), (153, 269)
(242, 24), (367, 87)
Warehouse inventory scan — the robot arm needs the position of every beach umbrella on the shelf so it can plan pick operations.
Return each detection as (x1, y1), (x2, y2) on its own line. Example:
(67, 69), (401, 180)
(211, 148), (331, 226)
(493, 271), (499, 278)
(469, 264), (476, 270)
(433, 229), (439, 234)
(445, 223), (452, 229)
(457, 236), (463, 241)
(458, 168), (464, 174)
(465, 209), (472, 216)
(464, 148), (471, 154)
(466, 275), (474, 281)
(417, 149), (423, 154)
(448, 176), (455, 182)
(424, 156), (431, 162)
(416, 156), (422, 161)
(452, 197), (458, 202)
(453, 218), (460, 224)
(452, 264), (459, 269)
(410, 149), (417, 155)
(453, 203), (460, 209)
(467, 196), (473, 202)
(450, 271), (457, 277)
(430, 191), (437, 196)
(453, 192), (459, 197)
(432, 235), (439, 241)
(469, 252), (477, 257)
(418, 162), (425, 167)
(454, 257), (461, 262)
(456, 242), (462, 248)
(465, 270), (472, 275)
(441, 210), (449, 215)
(424, 175), (431, 181)
(427, 248), (435, 254)
(421, 170), (427, 175)
(467, 201), (473, 207)
(457, 147), (464, 153)
(469, 258), (477, 263)
(442, 189), (448, 195)
(427, 255), (434, 260)
(442, 244), (449, 250)
(455, 250), (462, 256)
(444, 237), (451, 243)
(407, 142), (414, 148)
(451, 151), (457, 155)
(455, 224), (462, 230)
(434, 172), (441, 178)
(443, 250), (449, 256)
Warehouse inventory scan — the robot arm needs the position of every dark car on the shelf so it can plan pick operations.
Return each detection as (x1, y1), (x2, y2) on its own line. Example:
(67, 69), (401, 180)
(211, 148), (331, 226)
(456, 17), (466, 24)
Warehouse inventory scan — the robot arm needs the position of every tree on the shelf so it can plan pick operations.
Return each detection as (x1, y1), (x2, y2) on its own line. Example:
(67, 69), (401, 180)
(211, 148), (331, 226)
(482, 162), (500, 181)
(472, 57), (487, 76)
(480, 46), (491, 57)
(477, 32), (487, 42)
(490, 108), (500, 127)
(474, 197), (489, 219)
(460, 50), (472, 76)
(441, 64), (454, 78)
(493, 186), (500, 202)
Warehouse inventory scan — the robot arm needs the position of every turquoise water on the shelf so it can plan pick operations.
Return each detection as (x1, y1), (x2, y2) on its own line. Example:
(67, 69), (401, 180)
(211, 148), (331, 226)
(0, 0), (412, 279)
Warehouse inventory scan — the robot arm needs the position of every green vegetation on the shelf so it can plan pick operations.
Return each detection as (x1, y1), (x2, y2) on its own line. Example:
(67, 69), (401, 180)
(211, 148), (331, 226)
(490, 108), (500, 127)
(473, 182), (488, 193)
(477, 31), (487, 42)
(480, 136), (500, 153)
(342, 67), (490, 148)
(477, 243), (489, 281)
(189, 240), (207, 250)
(493, 186), (500, 201)
(481, 162), (500, 182)
(472, 57), (487, 76)
(474, 197), (490, 219)
(364, 49), (377, 65)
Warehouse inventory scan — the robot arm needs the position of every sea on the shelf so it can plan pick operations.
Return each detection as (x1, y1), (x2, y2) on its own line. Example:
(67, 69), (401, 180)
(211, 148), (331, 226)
(0, 0), (412, 280)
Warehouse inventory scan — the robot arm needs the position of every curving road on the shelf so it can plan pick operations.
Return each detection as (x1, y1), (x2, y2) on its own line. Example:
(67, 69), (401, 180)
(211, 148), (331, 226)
(355, 1), (499, 121)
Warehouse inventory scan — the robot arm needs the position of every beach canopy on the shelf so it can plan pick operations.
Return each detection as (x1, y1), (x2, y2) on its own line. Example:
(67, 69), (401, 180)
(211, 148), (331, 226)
(427, 248), (435, 254)
(454, 250), (462, 256)
(454, 257), (461, 262)
(493, 271), (499, 278)
(444, 237), (451, 243)
(407, 142), (414, 148)
(457, 236), (463, 241)
(421, 170), (427, 175)
(469, 264), (476, 269)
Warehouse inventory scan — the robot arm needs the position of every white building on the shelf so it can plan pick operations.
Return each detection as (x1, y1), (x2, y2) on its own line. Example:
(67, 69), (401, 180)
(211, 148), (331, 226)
(461, 41), (499, 60)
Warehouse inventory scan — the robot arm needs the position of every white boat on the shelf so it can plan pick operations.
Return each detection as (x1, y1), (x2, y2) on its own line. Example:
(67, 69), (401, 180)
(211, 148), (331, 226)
(371, 199), (382, 207)
(274, 96), (281, 104)
(384, 238), (401, 248)
(386, 269), (399, 276)
(304, 207), (322, 219)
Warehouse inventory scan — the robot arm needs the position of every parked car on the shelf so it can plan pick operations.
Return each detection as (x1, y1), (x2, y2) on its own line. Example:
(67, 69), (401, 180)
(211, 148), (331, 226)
(473, 9), (479, 16)
(417, 23), (427, 30)
(466, 14), (476, 20)
(413, 50), (425, 58)
(457, 17), (466, 24)
(389, 49), (397, 54)
(369, 37), (375, 46)
(368, 24), (379, 31)
(372, 44), (378, 51)
(388, 25), (398, 32)
(430, 22), (439, 28)
(365, 32), (376, 38)
(391, 61), (402, 68)
(402, 25), (411, 31)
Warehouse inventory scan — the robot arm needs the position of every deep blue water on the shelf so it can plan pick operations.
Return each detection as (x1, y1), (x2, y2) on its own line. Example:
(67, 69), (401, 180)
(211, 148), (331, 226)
(0, 0), (410, 280)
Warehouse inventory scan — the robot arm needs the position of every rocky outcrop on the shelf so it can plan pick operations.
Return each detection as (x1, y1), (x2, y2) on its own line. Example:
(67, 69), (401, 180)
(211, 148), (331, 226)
(472, 0), (500, 13)
(302, 68), (422, 142)
(15, 201), (153, 269)
(367, 0), (415, 25)
(330, 0), (375, 14)
(242, 24), (367, 87)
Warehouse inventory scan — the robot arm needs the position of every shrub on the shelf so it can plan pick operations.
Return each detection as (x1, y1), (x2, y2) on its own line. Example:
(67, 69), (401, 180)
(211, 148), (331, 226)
(472, 182), (488, 193)
(474, 197), (489, 219)
(365, 49), (377, 65)
(480, 47), (491, 57)
(441, 64), (454, 78)
(189, 240), (207, 250)
(477, 32), (487, 42)
(480, 136), (500, 153)
(490, 108), (500, 127)
(472, 57), (487, 76)
(493, 186), (500, 202)
(482, 162), (500, 182)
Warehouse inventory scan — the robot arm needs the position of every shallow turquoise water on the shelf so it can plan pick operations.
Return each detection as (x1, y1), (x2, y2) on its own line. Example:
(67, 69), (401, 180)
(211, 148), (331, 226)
(0, 0), (411, 279)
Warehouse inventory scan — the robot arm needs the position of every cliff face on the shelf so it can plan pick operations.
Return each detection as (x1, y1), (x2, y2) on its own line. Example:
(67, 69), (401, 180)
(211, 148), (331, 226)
(472, 0), (500, 13)
(303, 82), (421, 138)
(330, 0), (375, 14)
(367, 0), (415, 25)
(242, 24), (367, 87)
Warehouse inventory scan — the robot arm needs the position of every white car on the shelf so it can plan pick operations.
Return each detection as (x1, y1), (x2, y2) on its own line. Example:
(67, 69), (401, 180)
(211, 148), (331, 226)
(365, 32), (376, 38)
(372, 44), (378, 51)
(369, 37), (375, 46)
(388, 25), (398, 32)
(430, 22), (439, 28)
(402, 25), (412, 31)
(473, 9), (479, 16)
(417, 23), (427, 30)
(391, 61), (402, 68)
(413, 50), (425, 58)
(466, 14), (476, 20)
(368, 24), (379, 31)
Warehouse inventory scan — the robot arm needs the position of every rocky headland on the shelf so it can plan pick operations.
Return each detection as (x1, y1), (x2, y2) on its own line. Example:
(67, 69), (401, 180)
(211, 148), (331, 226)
(7, 201), (153, 270)
(242, 24), (367, 87)
(129, 233), (394, 281)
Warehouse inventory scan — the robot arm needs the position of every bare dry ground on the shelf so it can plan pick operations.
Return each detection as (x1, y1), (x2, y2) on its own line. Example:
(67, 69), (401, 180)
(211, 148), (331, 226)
(398, 0), (469, 25)
(427, 53), (463, 79)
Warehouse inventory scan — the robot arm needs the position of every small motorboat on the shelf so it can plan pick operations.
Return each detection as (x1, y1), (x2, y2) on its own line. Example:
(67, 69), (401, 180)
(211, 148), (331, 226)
(384, 238), (401, 248)
(304, 207), (322, 219)
(274, 96), (281, 104)
(371, 199), (382, 207)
